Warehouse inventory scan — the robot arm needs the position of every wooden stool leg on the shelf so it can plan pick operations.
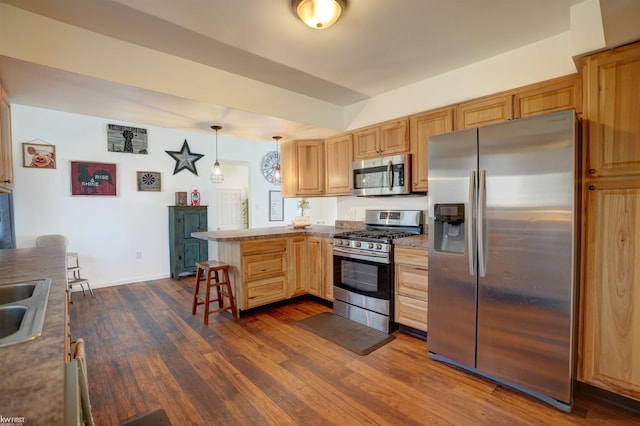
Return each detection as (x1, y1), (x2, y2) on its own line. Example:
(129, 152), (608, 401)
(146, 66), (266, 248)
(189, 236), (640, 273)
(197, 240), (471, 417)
(204, 268), (213, 325)
(213, 270), (224, 309)
(192, 265), (203, 315)
(223, 268), (237, 318)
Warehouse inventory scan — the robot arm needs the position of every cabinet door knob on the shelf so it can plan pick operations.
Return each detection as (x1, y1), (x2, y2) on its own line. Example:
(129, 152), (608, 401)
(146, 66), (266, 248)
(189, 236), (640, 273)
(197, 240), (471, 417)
(588, 185), (596, 190)
(589, 169), (596, 174)
(3, 180), (10, 184)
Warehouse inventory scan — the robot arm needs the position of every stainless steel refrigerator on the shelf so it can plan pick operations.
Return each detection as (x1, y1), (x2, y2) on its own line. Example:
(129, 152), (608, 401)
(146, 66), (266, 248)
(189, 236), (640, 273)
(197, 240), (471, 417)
(427, 110), (578, 412)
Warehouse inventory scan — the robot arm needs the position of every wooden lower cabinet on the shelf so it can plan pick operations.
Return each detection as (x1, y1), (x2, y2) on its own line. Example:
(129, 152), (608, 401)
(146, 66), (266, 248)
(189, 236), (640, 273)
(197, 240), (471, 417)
(579, 179), (640, 401)
(289, 236), (308, 297)
(308, 236), (322, 297)
(307, 236), (334, 300)
(394, 246), (428, 332)
(217, 235), (334, 312)
(322, 237), (334, 301)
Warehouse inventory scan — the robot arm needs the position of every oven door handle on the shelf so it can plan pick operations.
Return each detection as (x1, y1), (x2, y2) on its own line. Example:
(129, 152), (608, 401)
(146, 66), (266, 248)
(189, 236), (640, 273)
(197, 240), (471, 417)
(333, 248), (390, 264)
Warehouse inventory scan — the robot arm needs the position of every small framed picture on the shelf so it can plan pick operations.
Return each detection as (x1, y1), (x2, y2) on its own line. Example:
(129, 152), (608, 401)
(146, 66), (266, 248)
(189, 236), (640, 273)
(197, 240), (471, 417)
(71, 161), (117, 196)
(22, 142), (56, 169)
(269, 190), (284, 221)
(136, 171), (161, 192)
(175, 192), (188, 206)
(107, 124), (148, 154)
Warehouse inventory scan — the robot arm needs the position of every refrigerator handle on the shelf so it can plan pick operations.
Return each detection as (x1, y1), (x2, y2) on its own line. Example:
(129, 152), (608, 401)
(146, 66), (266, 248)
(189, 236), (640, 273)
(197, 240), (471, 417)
(478, 169), (487, 277)
(468, 170), (477, 276)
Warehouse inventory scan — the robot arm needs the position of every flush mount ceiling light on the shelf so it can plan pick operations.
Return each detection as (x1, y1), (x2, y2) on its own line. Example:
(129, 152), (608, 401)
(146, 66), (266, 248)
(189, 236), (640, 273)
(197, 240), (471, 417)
(292, 0), (346, 29)
(210, 125), (224, 184)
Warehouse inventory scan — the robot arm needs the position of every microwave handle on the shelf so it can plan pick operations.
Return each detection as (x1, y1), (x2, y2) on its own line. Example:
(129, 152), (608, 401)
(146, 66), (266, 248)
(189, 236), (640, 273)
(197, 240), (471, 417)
(387, 160), (393, 191)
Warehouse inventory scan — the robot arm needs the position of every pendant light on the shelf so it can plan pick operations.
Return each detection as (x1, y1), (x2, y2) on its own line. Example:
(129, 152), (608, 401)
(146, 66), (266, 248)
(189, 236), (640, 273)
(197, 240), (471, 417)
(272, 135), (282, 185)
(210, 125), (224, 184)
(292, 0), (346, 29)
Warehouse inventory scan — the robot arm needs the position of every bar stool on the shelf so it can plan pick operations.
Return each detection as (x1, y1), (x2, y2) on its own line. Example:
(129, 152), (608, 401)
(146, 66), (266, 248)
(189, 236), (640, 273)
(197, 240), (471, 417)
(192, 260), (237, 324)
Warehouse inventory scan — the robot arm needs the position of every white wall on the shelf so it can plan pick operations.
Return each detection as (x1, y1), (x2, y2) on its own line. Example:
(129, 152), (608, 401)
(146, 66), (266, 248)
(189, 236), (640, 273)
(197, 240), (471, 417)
(11, 105), (299, 288)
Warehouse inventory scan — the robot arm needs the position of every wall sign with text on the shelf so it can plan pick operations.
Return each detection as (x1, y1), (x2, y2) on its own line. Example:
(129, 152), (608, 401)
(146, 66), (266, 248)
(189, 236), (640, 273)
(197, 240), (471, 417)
(71, 161), (117, 196)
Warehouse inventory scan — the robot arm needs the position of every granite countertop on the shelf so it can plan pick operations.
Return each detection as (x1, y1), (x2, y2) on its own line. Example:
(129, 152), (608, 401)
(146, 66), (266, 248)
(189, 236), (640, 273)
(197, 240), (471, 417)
(394, 233), (429, 248)
(193, 221), (364, 242)
(0, 246), (68, 425)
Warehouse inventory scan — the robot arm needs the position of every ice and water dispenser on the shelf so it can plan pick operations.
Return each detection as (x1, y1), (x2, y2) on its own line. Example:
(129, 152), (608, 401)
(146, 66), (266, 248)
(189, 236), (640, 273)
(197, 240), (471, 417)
(433, 203), (466, 254)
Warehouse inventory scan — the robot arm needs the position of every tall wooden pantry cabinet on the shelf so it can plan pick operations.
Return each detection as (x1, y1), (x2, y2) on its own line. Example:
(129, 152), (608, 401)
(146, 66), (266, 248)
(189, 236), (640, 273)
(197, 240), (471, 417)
(579, 41), (640, 402)
(168, 206), (208, 278)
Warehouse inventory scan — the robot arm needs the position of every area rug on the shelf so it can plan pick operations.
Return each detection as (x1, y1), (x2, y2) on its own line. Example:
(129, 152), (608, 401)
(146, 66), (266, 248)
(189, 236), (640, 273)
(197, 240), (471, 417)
(295, 312), (395, 356)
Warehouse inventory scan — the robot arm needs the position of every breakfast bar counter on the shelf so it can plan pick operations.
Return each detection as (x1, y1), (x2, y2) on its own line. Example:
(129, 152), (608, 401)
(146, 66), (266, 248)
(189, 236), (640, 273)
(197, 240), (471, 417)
(192, 224), (355, 242)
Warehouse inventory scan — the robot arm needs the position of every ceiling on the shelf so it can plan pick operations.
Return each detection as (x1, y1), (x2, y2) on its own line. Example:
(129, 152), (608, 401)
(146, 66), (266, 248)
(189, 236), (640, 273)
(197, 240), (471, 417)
(0, 0), (639, 143)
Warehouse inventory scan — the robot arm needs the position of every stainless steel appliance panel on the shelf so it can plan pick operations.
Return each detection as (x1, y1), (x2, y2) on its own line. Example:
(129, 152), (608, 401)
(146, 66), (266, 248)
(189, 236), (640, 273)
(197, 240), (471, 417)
(352, 154), (411, 196)
(427, 128), (478, 368)
(476, 111), (576, 402)
(333, 299), (391, 333)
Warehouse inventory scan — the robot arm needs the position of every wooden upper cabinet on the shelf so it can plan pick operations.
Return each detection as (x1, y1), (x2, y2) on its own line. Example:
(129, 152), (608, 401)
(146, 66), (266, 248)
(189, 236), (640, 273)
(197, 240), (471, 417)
(0, 84), (14, 193)
(583, 42), (640, 179)
(380, 118), (410, 155)
(457, 93), (513, 129)
(514, 74), (582, 119)
(324, 133), (353, 196)
(409, 107), (455, 192)
(353, 118), (409, 160)
(352, 126), (380, 159)
(281, 139), (324, 197)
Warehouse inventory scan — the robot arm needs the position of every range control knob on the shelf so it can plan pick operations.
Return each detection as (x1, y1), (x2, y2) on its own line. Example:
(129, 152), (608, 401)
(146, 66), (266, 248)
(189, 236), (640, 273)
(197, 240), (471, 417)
(354, 242), (361, 248)
(368, 243), (374, 249)
(376, 243), (383, 250)
(335, 240), (342, 246)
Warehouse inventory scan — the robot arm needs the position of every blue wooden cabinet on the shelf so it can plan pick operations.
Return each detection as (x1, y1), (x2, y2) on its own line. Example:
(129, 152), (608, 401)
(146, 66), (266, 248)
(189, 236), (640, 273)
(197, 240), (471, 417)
(168, 206), (208, 278)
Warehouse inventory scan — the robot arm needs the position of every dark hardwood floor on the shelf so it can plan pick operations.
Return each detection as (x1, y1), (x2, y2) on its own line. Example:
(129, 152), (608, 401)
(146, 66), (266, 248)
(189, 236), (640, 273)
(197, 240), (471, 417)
(70, 278), (640, 425)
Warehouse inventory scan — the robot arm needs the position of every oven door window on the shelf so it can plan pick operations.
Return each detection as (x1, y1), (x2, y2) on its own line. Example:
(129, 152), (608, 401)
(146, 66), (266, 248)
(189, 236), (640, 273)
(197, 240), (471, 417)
(333, 254), (391, 299)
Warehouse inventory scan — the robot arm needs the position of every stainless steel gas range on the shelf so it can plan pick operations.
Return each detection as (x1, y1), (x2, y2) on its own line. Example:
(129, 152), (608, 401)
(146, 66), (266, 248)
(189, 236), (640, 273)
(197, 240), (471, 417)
(332, 210), (424, 333)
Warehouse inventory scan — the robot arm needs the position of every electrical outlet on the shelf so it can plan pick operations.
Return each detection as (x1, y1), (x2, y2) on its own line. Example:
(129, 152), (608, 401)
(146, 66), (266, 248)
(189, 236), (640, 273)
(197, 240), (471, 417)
(136, 251), (142, 260)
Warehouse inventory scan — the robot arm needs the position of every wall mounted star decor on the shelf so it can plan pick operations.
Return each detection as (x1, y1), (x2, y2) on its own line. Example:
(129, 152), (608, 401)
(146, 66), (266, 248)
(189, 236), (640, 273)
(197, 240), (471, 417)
(165, 140), (205, 175)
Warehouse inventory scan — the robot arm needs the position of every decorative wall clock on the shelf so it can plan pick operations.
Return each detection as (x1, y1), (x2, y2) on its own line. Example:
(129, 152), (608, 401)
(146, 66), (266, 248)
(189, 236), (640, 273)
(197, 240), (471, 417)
(262, 151), (280, 183)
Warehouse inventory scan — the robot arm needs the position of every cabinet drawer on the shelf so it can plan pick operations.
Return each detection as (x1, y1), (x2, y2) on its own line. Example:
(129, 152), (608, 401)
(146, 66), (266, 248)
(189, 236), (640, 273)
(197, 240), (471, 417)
(395, 265), (428, 299)
(394, 246), (428, 268)
(243, 252), (286, 281)
(395, 294), (428, 332)
(242, 238), (287, 256)
(246, 276), (287, 308)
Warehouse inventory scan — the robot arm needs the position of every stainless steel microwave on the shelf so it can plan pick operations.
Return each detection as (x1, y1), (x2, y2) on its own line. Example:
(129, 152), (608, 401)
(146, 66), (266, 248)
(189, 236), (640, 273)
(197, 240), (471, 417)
(352, 154), (411, 196)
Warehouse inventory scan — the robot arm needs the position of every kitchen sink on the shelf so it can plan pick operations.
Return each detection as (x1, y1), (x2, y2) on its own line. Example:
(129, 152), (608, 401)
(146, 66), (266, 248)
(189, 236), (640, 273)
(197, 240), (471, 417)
(0, 278), (51, 348)
(0, 306), (28, 338)
(0, 282), (37, 305)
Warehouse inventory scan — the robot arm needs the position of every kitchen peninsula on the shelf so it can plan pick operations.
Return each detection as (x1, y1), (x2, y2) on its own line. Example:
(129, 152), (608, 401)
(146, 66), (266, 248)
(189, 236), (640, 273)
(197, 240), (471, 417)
(192, 223), (362, 313)
(0, 247), (68, 425)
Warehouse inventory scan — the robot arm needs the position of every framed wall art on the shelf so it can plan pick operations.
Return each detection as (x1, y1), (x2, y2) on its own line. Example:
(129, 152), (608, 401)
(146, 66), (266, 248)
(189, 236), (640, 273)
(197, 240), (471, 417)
(22, 142), (56, 169)
(136, 171), (162, 192)
(71, 161), (117, 196)
(269, 190), (283, 221)
(107, 124), (148, 154)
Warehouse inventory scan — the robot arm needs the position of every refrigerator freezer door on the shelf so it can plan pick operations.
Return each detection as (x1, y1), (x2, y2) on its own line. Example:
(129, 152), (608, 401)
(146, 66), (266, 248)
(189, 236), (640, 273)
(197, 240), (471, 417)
(427, 128), (478, 368)
(476, 110), (576, 403)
